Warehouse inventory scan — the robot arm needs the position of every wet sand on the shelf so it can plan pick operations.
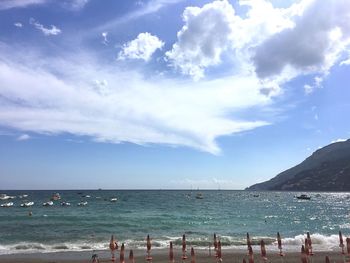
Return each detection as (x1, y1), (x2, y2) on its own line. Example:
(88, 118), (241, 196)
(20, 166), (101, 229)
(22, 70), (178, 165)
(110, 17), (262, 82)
(0, 248), (346, 263)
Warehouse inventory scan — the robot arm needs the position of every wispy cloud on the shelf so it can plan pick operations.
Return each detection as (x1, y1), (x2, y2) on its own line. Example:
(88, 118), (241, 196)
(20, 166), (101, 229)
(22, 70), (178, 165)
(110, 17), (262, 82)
(0, 0), (47, 10)
(0, 43), (270, 154)
(29, 18), (62, 36)
(16, 134), (31, 141)
(14, 22), (23, 28)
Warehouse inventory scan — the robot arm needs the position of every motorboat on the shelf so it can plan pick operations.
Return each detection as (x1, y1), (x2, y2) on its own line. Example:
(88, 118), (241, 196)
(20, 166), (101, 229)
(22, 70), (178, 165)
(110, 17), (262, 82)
(1, 202), (14, 207)
(19, 194), (28, 198)
(110, 198), (118, 202)
(296, 194), (311, 200)
(195, 193), (204, 199)
(43, 201), (54, 206)
(0, 194), (16, 200)
(60, 202), (71, 206)
(20, 202), (34, 207)
(50, 193), (61, 201)
(77, 201), (88, 206)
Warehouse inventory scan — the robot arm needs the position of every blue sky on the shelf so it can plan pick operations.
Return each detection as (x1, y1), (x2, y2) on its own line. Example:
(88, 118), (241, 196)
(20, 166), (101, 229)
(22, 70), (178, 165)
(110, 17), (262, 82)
(0, 0), (350, 189)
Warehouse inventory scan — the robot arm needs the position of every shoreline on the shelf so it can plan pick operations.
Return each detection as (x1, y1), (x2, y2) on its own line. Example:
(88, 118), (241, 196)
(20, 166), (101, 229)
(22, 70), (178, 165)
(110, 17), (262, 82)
(0, 248), (347, 263)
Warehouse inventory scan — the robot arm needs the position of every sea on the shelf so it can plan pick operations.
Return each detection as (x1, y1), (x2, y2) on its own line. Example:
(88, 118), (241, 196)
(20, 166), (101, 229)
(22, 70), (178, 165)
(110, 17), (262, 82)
(0, 190), (349, 255)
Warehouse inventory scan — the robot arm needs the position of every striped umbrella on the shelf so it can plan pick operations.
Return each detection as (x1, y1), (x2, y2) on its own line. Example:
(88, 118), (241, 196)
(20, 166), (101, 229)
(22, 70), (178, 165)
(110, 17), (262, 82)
(146, 235), (152, 261)
(191, 247), (195, 263)
(120, 243), (125, 263)
(129, 249), (135, 263)
(346, 237), (350, 254)
(260, 240), (267, 260)
(169, 242), (174, 263)
(307, 232), (313, 255)
(301, 245), (307, 263)
(339, 231), (345, 254)
(217, 240), (222, 262)
(182, 234), (188, 260)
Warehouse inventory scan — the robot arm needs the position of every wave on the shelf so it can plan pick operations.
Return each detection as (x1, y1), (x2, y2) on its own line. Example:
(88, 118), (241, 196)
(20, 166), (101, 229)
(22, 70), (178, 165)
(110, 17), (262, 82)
(0, 233), (345, 255)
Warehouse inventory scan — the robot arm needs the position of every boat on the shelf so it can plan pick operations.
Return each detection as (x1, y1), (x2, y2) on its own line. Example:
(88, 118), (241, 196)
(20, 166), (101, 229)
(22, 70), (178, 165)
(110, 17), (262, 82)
(1, 202), (14, 207)
(296, 194), (311, 200)
(50, 193), (61, 201)
(19, 194), (28, 198)
(0, 194), (16, 200)
(110, 198), (118, 202)
(77, 201), (88, 206)
(82, 195), (91, 198)
(195, 193), (204, 199)
(60, 202), (71, 206)
(20, 202), (34, 207)
(42, 201), (54, 206)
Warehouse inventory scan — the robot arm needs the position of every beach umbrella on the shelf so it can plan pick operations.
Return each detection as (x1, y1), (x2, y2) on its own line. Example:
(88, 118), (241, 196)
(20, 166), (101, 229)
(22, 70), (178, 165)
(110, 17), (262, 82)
(217, 240), (222, 262)
(346, 237), (350, 254)
(301, 245), (307, 263)
(191, 247), (195, 263)
(214, 233), (218, 257)
(182, 234), (187, 260)
(325, 256), (330, 263)
(120, 243), (125, 263)
(339, 231), (345, 254)
(304, 238), (309, 255)
(260, 240), (267, 261)
(169, 241), (174, 263)
(306, 232), (313, 255)
(146, 235), (152, 261)
(129, 249), (135, 263)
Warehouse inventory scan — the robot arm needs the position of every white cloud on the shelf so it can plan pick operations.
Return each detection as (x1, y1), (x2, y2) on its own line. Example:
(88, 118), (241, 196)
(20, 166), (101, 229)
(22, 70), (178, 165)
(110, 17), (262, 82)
(165, 0), (237, 80)
(331, 138), (347, 144)
(0, 0), (46, 10)
(14, 22), (23, 28)
(118, 32), (164, 62)
(16, 134), (31, 141)
(63, 0), (89, 11)
(29, 18), (62, 36)
(101, 32), (108, 45)
(0, 44), (270, 154)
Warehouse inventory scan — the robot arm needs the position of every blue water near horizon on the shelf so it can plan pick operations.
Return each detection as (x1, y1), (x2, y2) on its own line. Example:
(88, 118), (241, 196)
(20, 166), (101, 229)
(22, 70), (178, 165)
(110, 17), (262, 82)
(0, 190), (349, 254)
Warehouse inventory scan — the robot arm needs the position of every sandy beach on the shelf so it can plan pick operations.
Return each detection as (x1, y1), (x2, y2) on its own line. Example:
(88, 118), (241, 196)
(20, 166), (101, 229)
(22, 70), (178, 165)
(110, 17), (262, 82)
(0, 248), (346, 263)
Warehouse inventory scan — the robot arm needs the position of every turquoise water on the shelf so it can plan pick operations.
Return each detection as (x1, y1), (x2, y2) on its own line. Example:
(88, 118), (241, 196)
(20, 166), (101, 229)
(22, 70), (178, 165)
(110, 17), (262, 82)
(0, 190), (349, 254)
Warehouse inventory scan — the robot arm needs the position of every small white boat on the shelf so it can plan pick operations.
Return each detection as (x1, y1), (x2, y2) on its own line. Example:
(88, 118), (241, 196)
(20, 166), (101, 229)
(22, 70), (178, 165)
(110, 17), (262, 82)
(60, 202), (71, 206)
(50, 193), (61, 201)
(42, 201), (54, 206)
(1, 202), (14, 207)
(20, 202), (34, 207)
(77, 201), (88, 206)
(110, 198), (118, 202)
(19, 194), (28, 199)
(195, 193), (204, 199)
(0, 194), (16, 200)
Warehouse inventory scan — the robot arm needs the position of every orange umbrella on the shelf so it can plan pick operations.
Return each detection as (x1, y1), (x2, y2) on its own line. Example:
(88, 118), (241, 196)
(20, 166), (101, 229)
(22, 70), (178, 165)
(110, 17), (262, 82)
(120, 243), (125, 263)
(306, 232), (313, 255)
(260, 240), (267, 260)
(304, 238), (310, 255)
(214, 233), (218, 257)
(129, 249), (135, 263)
(217, 240), (222, 261)
(339, 231), (345, 254)
(169, 241), (174, 263)
(346, 237), (350, 254)
(325, 255), (330, 263)
(301, 245), (307, 263)
(146, 235), (152, 261)
(182, 234), (187, 260)
(191, 247), (195, 263)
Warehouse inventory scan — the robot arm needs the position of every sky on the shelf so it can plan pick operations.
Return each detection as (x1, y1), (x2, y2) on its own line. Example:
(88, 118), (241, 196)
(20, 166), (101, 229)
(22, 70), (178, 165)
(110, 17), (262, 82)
(0, 0), (350, 190)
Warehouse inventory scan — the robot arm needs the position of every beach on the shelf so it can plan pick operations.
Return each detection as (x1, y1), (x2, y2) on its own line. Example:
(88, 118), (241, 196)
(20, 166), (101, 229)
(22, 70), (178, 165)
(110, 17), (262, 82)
(0, 248), (347, 263)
